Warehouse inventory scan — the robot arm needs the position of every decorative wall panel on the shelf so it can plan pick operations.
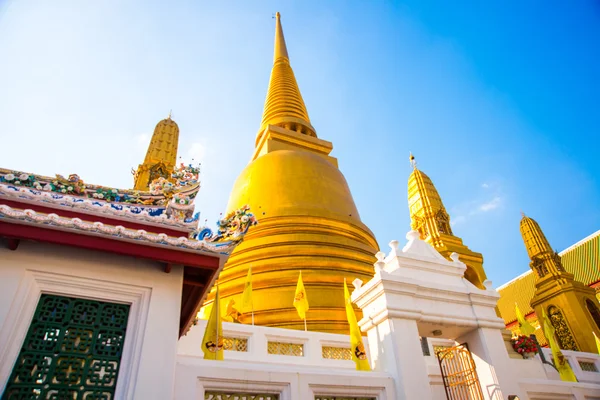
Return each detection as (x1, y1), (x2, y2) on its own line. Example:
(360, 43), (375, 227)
(2, 294), (130, 400)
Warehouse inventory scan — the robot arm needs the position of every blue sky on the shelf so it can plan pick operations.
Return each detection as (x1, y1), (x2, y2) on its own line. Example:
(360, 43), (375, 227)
(0, 0), (598, 287)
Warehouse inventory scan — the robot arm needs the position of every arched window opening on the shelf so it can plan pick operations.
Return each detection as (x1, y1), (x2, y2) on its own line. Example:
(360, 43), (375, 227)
(586, 299), (600, 331)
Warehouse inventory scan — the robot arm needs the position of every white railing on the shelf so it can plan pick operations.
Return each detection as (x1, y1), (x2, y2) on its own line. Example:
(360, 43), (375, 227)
(175, 320), (395, 400)
(537, 347), (600, 384)
(178, 319), (369, 369)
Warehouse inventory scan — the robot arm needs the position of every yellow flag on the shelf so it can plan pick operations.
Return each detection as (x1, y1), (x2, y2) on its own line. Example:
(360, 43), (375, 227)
(293, 271), (309, 320)
(344, 279), (371, 371)
(542, 309), (577, 382)
(241, 266), (253, 313)
(515, 303), (536, 336)
(201, 285), (224, 360)
(593, 331), (600, 355)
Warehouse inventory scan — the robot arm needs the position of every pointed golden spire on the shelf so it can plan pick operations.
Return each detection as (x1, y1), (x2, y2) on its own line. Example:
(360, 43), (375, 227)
(519, 213), (553, 260)
(257, 12), (315, 145)
(274, 12), (289, 62)
(407, 160), (487, 289)
(133, 114), (180, 190)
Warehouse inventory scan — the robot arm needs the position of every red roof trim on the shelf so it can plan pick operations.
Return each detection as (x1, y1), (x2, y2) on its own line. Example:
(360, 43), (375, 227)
(0, 221), (220, 269)
(0, 198), (187, 237)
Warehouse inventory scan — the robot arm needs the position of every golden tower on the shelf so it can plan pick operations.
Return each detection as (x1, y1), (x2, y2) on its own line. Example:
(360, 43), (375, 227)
(520, 213), (600, 352)
(407, 154), (487, 289)
(214, 13), (379, 333)
(133, 113), (180, 190)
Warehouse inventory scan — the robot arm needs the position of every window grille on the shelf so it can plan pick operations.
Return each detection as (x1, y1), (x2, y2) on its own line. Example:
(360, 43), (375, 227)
(322, 346), (352, 360)
(579, 361), (599, 372)
(223, 337), (248, 352)
(204, 392), (279, 400)
(420, 337), (430, 356)
(2, 294), (130, 399)
(267, 341), (303, 356)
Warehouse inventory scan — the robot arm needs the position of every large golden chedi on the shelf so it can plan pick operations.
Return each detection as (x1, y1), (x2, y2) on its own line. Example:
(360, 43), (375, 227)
(214, 13), (379, 333)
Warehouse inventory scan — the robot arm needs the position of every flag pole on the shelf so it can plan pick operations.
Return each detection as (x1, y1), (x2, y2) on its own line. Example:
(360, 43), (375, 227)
(304, 316), (307, 332)
(215, 284), (219, 360)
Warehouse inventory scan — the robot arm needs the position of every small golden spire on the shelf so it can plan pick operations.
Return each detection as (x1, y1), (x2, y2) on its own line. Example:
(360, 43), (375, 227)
(133, 115), (180, 190)
(168, 109), (172, 120)
(519, 214), (553, 259)
(409, 152), (417, 169)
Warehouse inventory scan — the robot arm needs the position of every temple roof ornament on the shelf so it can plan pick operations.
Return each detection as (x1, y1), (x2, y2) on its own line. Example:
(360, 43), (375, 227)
(133, 114), (181, 190)
(0, 166), (257, 249)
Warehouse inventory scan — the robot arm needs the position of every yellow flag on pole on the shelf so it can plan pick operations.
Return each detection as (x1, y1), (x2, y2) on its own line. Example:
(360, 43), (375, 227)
(344, 279), (371, 371)
(593, 331), (600, 355)
(515, 303), (536, 336)
(201, 285), (224, 360)
(542, 309), (577, 382)
(241, 266), (253, 313)
(293, 271), (309, 320)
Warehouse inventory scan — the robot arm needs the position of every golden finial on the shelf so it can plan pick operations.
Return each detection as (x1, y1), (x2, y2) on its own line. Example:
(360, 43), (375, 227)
(168, 110), (172, 120)
(273, 12), (289, 62)
(409, 152), (417, 169)
(520, 210), (526, 218)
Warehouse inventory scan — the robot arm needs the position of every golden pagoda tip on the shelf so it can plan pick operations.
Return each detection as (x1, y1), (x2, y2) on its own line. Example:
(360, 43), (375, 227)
(168, 109), (172, 120)
(273, 11), (289, 62)
(520, 210), (526, 218)
(409, 152), (417, 169)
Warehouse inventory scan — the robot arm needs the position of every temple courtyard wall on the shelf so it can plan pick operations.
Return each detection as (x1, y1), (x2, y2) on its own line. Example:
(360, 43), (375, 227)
(177, 320), (600, 400)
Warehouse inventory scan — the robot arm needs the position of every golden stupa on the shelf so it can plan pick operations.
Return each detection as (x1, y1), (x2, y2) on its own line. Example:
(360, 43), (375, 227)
(210, 13), (379, 333)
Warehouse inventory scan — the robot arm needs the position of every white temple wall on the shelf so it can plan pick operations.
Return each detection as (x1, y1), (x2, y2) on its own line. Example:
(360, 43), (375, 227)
(0, 241), (184, 400)
(176, 320), (395, 400)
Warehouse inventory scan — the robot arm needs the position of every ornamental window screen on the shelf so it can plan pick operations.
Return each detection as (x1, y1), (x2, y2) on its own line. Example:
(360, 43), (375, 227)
(321, 346), (352, 360)
(2, 294), (130, 400)
(585, 299), (600, 331)
(548, 305), (578, 351)
(579, 361), (599, 372)
(204, 392), (279, 400)
(267, 341), (303, 357)
(223, 337), (248, 352)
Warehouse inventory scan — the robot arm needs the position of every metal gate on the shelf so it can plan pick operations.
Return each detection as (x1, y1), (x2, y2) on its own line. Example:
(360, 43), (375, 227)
(436, 343), (484, 400)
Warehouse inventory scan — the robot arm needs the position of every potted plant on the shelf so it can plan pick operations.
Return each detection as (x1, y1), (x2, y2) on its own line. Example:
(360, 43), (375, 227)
(512, 335), (538, 359)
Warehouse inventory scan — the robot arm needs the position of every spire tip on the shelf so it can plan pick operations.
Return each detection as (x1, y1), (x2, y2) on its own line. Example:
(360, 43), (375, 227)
(409, 152), (417, 169)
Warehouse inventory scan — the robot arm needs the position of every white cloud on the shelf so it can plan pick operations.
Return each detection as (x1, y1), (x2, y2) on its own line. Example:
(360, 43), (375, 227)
(479, 196), (502, 212)
(481, 183), (489, 188)
(135, 133), (150, 149)
(451, 215), (467, 227)
(187, 142), (206, 163)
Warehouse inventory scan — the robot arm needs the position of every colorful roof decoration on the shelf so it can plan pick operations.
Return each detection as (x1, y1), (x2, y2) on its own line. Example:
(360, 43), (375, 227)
(497, 230), (600, 325)
(0, 163), (202, 229)
(0, 161), (259, 337)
